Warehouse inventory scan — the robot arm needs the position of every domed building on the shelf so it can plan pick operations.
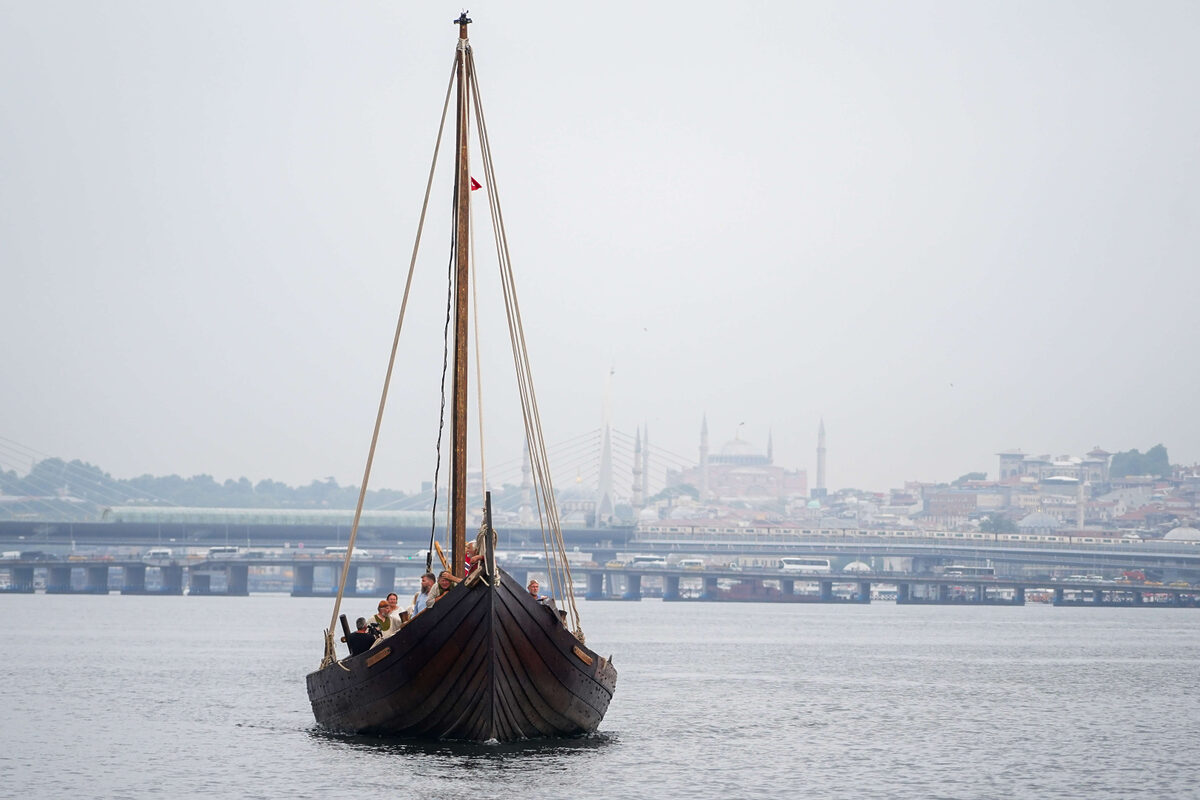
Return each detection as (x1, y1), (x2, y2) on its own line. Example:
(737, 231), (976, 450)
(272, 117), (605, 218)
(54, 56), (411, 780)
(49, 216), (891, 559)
(556, 472), (599, 528)
(666, 416), (807, 504)
(1164, 525), (1200, 542)
(711, 436), (769, 467)
(1018, 511), (1063, 534)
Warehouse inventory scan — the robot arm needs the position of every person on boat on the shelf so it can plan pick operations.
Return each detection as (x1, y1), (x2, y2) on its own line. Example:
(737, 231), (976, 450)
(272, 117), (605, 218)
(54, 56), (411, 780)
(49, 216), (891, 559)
(385, 592), (409, 627)
(371, 600), (399, 640)
(345, 617), (375, 656)
(410, 572), (436, 617)
(428, 571), (462, 607)
(464, 542), (484, 575)
(527, 579), (550, 603)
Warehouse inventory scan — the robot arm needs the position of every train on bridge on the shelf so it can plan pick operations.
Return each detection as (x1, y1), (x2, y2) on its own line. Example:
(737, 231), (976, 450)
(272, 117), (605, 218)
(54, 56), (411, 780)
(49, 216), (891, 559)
(635, 523), (1160, 548)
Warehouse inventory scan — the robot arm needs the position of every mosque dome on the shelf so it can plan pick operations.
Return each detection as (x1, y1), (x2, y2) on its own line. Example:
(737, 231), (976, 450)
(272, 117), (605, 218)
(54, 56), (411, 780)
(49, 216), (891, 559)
(842, 561), (871, 573)
(1164, 526), (1200, 542)
(720, 438), (757, 457)
(1018, 511), (1062, 531)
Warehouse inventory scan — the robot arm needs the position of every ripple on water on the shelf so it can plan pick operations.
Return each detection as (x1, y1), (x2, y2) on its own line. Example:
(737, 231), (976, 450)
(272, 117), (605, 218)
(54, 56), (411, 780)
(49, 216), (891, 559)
(2, 596), (1199, 798)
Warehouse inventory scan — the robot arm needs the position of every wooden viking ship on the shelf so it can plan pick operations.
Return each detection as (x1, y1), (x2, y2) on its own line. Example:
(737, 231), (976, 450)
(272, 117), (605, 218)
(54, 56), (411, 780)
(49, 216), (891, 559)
(305, 14), (617, 741)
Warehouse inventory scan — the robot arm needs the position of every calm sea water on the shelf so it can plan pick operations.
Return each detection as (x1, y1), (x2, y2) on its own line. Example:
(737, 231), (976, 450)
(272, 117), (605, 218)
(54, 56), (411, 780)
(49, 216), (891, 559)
(2, 594), (1198, 799)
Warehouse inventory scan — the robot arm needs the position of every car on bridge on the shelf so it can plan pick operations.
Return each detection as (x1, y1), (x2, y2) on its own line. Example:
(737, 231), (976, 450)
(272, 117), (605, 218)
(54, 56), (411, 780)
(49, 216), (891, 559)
(323, 546), (371, 559)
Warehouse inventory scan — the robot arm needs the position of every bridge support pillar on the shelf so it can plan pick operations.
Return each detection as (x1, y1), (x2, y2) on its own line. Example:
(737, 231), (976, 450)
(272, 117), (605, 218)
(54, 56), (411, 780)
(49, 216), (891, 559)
(6, 566), (35, 593)
(974, 583), (986, 603)
(190, 573), (212, 595)
(7, 566), (35, 592)
(1133, 590), (1144, 605)
(622, 573), (642, 601)
(292, 564), (314, 596)
(511, 569), (528, 587)
(227, 565), (249, 596)
(123, 564), (147, 593)
(937, 583), (950, 602)
(1053, 587), (1064, 604)
(161, 565), (184, 595)
(1090, 588), (1104, 605)
(46, 566), (73, 593)
(343, 566), (359, 596)
(819, 580), (833, 602)
(84, 565), (109, 594)
(897, 582), (911, 603)
(781, 578), (795, 596)
(701, 575), (719, 601)
(910, 556), (935, 574)
(663, 575), (680, 601)
(1014, 587), (1025, 605)
(857, 580), (871, 603)
(377, 566), (396, 594)
(586, 572), (604, 600)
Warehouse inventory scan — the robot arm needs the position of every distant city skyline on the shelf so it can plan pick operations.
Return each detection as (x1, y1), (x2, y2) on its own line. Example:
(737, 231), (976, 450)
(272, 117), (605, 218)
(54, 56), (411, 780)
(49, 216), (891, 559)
(2, 3), (1197, 500)
(0, 428), (1187, 499)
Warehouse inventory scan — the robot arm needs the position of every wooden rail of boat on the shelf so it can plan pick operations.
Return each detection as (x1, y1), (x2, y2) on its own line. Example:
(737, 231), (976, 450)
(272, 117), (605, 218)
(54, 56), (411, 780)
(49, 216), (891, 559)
(307, 567), (616, 740)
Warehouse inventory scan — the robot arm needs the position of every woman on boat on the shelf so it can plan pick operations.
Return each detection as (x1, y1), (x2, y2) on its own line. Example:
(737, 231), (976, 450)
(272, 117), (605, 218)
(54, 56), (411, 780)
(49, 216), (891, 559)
(371, 600), (399, 640)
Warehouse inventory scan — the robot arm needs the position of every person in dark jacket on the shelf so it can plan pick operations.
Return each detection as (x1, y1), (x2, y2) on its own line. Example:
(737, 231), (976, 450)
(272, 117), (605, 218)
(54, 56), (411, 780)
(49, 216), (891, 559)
(346, 617), (376, 656)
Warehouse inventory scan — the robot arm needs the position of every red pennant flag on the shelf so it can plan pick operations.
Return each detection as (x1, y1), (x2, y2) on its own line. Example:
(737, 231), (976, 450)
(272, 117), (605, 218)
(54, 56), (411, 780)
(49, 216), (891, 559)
(470, 177), (482, 191)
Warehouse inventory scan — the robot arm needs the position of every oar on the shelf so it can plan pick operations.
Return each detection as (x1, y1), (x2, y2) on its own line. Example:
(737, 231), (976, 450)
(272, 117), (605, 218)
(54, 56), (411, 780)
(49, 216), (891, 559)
(434, 541), (451, 573)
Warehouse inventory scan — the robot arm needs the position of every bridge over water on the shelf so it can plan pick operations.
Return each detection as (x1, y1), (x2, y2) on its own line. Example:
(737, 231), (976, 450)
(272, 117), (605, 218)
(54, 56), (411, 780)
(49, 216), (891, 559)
(3, 554), (1198, 608)
(6, 519), (1200, 577)
(629, 533), (1200, 576)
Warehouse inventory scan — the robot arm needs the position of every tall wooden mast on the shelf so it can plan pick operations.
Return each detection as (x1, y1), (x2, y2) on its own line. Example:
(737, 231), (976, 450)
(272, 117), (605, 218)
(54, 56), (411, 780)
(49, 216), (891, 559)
(449, 12), (472, 578)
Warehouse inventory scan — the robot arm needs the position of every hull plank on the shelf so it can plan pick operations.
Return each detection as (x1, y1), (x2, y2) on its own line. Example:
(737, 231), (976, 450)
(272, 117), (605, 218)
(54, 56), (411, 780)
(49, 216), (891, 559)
(307, 567), (616, 741)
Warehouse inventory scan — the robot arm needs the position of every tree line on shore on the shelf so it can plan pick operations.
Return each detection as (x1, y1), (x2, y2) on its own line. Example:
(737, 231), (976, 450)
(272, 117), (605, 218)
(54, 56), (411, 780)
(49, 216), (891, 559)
(0, 457), (409, 510)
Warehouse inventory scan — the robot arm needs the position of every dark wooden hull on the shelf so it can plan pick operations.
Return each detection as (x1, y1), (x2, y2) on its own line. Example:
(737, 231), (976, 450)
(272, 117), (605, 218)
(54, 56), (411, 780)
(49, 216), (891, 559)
(306, 567), (617, 741)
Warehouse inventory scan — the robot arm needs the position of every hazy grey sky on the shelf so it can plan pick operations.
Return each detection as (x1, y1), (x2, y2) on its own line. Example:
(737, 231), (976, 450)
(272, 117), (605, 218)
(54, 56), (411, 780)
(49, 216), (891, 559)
(2, 1), (1198, 495)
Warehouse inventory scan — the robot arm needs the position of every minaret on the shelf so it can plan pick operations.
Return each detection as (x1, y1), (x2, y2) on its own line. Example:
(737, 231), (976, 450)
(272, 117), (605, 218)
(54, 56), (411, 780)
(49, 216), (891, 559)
(631, 427), (644, 511)
(596, 367), (615, 524)
(815, 418), (826, 497)
(699, 414), (710, 502)
(642, 425), (650, 501)
(1077, 480), (1087, 530)
(519, 442), (532, 527)
(767, 428), (774, 464)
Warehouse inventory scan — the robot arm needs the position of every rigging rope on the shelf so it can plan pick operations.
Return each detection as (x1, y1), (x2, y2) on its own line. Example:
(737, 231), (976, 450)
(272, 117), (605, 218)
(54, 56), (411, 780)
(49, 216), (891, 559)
(467, 49), (584, 639)
(470, 187), (488, 495)
(426, 230), (458, 575)
(320, 57), (457, 667)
